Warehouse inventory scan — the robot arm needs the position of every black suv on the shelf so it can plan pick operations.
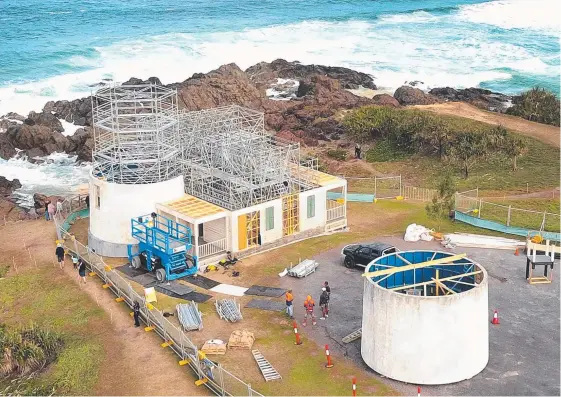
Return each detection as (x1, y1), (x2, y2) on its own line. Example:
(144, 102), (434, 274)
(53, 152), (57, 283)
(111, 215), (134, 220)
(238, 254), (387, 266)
(341, 242), (397, 268)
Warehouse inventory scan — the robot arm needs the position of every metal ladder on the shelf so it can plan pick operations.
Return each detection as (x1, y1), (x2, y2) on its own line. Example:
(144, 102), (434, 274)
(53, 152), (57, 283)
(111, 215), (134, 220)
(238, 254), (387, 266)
(252, 350), (282, 381)
(342, 328), (362, 343)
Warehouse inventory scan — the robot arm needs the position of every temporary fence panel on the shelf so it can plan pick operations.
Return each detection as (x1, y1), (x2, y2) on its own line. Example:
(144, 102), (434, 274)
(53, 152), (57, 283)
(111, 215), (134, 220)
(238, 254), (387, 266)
(345, 175), (402, 199)
(54, 197), (263, 397)
(402, 186), (437, 202)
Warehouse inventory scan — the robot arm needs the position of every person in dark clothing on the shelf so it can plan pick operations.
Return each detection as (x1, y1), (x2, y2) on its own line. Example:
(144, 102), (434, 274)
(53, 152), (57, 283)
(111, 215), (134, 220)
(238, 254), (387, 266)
(319, 288), (329, 320)
(77, 258), (87, 284)
(354, 143), (362, 159)
(55, 243), (65, 269)
(44, 201), (50, 221)
(323, 281), (331, 318)
(85, 195), (89, 209)
(133, 301), (141, 327)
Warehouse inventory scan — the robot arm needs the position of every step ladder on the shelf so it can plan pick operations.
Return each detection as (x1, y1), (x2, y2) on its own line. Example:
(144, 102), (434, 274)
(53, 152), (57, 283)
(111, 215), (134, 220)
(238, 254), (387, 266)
(252, 350), (282, 382)
(342, 328), (362, 343)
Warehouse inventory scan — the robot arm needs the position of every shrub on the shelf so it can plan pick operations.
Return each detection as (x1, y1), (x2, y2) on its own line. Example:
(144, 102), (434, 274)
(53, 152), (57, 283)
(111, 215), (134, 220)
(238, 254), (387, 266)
(0, 264), (8, 278)
(0, 323), (64, 377)
(507, 87), (560, 126)
(326, 149), (348, 161)
(364, 140), (411, 162)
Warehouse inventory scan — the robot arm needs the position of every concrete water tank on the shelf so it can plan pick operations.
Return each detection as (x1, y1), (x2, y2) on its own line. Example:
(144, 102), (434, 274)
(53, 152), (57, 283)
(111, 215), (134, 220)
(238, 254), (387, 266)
(361, 250), (489, 385)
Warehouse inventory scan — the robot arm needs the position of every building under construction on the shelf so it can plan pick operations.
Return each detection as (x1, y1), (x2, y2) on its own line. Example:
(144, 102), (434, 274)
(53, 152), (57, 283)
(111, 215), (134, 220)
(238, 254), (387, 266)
(88, 84), (347, 262)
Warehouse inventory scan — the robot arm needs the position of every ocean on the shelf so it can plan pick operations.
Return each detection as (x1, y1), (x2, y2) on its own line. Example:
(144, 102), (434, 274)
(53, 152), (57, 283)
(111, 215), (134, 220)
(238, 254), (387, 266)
(0, 0), (559, 203)
(0, 0), (559, 118)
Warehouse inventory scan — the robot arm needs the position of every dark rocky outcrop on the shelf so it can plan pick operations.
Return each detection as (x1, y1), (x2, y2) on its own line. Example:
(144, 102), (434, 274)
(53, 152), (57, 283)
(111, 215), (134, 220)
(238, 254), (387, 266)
(0, 176), (21, 197)
(25, 111), (64, 132)
(393, 86), (441, 106)
(43, 97), (93, 126)
(428, 87), (512, 112)
(246, 59), (376, 92)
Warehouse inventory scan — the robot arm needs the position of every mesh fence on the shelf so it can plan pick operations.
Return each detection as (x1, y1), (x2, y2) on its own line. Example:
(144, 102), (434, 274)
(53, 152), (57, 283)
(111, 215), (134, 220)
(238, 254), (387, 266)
(54, 198), (262, 397)
(455, 193), (560, 234)
(345, 175), (402, 199)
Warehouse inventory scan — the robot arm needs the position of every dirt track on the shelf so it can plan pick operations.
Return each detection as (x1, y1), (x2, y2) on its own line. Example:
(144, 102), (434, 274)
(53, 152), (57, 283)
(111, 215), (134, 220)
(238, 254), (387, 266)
(415, 102), (560, 147)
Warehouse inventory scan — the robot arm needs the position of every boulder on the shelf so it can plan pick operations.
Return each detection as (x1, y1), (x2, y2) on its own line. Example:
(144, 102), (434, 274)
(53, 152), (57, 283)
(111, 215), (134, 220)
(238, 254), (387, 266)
(175, 64), (265, 111)
(0, 176), (22, 197)
(393, 86), (440, 106)
(26, 111), (64, 132)
(371, 94), (400, 108)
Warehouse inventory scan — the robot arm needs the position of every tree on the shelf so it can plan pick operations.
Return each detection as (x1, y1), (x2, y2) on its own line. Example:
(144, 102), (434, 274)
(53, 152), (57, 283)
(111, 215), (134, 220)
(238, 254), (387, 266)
(425, 172), (456, 231)
(502, 135), (528, 171)
(416, 117), (450, 159)
(506, 87), (560, 127)
(449, 131), (487, 179)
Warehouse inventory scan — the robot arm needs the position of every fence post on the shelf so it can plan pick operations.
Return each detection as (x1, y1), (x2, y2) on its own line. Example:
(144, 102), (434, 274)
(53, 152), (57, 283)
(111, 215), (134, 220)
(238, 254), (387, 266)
(478, 199), (482, 218)
(399, 175), (402, 197)
(541, 212), (546, 231)
(507, 205), (512, 226)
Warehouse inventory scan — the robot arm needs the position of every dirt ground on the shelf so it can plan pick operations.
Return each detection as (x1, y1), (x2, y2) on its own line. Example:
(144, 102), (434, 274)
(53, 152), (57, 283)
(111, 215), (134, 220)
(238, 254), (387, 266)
(415, 102), (560, 148)
(0, 220), (207, 396)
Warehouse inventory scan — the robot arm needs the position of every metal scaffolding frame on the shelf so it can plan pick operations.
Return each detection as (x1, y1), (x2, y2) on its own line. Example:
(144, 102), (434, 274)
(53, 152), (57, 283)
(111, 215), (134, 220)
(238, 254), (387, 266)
(91, 84), (182, 184)
(91, 84), (319, 210)
(179, 105), (316, 211)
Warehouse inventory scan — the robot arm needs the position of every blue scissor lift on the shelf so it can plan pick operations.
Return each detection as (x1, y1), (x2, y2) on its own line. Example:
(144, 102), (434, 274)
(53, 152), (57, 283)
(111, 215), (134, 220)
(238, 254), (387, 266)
(127, 213), (198, 282)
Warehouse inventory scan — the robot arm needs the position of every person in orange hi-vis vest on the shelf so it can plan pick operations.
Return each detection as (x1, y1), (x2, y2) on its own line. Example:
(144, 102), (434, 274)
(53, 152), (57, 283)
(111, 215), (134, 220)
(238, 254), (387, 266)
(303, 295), (316, 326)
(285, 289), (294, 319)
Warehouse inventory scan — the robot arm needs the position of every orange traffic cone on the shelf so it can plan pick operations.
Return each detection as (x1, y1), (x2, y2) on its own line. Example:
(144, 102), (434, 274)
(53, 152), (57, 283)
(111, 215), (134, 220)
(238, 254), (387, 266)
(491, 310), (500, 325)
(514, 247), (520, 256)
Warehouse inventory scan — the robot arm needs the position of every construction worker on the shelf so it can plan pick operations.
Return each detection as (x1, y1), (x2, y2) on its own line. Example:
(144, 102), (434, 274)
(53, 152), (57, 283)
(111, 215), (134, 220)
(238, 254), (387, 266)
(319, 287), (329, 320)
(285, 289), (294, 319)
(303, 295), (316, 326)
(133, 301), (141, 327)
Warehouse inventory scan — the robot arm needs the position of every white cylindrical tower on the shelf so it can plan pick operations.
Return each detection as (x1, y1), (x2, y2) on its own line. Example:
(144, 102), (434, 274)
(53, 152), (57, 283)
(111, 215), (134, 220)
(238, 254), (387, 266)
(361, 250), (489, 385)
(88, 84), (185, 257)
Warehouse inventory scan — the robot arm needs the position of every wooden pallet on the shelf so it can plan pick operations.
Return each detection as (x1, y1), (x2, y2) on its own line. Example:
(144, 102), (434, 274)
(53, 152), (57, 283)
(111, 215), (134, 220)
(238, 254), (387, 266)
(342, 328), (362, 343)
(252, 350), (282, 381)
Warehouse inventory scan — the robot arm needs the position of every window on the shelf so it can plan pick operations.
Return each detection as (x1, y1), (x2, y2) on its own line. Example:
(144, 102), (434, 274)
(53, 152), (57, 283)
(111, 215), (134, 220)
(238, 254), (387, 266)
(359, 247), (371, 256)
(307, 195), (315, 219)
(95, 185), (101, 209)
(265, 206), (275, 231)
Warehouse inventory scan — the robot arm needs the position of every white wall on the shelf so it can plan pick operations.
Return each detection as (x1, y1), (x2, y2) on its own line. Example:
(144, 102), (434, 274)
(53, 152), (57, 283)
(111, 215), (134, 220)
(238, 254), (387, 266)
(89, 172), (185, 245)
(361, 268), (489, 385)
(203, 218), (227, 242)
(299, 187), (327, 232)
(230, 198), (283, 252)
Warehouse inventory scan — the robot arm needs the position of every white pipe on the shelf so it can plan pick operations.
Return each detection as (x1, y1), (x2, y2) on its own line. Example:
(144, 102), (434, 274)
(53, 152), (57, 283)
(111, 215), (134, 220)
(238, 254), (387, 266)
(551, 244), (555, 262)
(533, 246), (536, 262)
(546, 240), (550, 255)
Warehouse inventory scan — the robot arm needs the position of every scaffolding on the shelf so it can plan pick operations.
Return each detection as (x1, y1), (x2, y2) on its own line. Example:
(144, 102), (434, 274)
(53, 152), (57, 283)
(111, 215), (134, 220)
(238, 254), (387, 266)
(91, 84), (182, 184)
(179, 105), (316, 211)
(91, 84), (321, 209)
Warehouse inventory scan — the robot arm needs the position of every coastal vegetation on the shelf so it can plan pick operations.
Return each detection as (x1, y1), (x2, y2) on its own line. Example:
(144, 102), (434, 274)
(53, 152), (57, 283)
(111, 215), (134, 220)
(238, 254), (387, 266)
(506, 87), (560, 127)
(342, 106), (559, 189)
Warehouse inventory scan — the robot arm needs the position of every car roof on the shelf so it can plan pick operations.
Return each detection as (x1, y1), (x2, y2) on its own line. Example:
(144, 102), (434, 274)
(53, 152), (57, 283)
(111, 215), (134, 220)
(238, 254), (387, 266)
(362, 242), (395, 250)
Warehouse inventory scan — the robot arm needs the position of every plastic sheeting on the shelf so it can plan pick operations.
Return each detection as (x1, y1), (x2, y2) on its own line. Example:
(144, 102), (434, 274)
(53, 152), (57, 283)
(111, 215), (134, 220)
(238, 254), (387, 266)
(404, 224), (434, 242)
(442, 233), (525, 250)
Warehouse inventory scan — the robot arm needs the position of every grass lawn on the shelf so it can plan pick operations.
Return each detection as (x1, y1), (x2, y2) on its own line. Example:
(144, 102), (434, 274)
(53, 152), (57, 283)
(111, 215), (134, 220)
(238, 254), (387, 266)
(0, 267), (106, 395)
(368, 133), (560, 192)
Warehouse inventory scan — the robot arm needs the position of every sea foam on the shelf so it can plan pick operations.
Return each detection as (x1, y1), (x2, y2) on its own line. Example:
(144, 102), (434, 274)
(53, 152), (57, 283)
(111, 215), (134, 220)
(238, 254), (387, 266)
(0, 9), (558, 117)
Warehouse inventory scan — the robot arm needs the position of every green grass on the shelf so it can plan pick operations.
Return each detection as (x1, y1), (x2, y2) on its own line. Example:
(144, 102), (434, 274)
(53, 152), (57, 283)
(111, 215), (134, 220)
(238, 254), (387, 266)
(251, 312), (393, 396)
(0, 266), (107, 395)
(365, 139), (411, 162)
(369, 134), (560, 192)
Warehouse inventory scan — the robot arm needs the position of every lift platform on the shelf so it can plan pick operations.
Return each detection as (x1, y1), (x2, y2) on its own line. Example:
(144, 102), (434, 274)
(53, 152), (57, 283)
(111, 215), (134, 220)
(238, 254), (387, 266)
(128, 213), (198, 282)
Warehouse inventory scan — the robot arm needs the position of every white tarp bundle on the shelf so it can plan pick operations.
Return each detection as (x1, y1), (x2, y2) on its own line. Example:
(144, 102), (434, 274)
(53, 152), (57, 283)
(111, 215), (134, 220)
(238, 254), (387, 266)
(404, 224), (434, 242)
(442, 233), (525, 250)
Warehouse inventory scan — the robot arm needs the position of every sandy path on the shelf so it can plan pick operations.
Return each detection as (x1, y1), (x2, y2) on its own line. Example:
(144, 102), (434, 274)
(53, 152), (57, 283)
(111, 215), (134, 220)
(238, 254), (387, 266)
(414, 102), (560, 147)
(0, 220), (205, 396)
